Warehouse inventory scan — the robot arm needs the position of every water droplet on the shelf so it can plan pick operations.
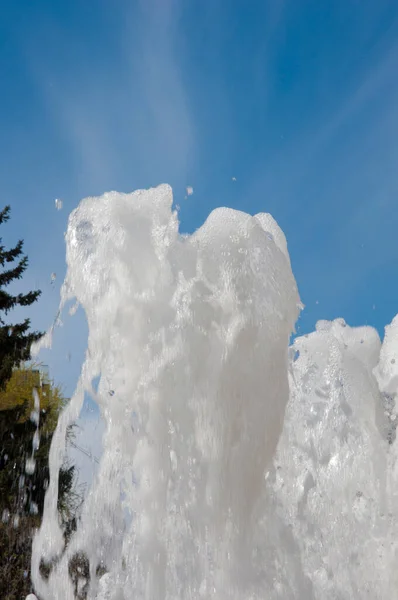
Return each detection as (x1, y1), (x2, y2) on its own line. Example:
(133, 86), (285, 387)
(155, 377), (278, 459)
(55, 198), (63, 210)
(69, 301), (79, 316)
(30, 411), (39, 425)
(186, 186), (194, 196)
(25, 458), (36, 474)
(2, 509), (10, 523)
(30, 502), (39, 515)
(33, 430), (40, 450)
(170, 450), (178, 471)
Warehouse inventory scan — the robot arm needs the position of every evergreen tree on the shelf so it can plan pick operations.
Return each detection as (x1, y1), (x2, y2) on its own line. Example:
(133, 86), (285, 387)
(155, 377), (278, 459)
(0, 205), (43, 389)
(0, 365), (81, 599)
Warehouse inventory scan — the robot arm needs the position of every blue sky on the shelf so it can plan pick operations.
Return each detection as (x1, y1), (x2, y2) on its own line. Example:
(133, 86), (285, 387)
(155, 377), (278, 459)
(2, 0), (398, 400)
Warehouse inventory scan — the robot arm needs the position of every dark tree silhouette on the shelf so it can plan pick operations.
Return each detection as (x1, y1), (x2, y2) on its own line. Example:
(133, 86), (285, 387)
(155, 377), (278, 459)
(0, 366), (81, 600)
(0, 205), (43, 389)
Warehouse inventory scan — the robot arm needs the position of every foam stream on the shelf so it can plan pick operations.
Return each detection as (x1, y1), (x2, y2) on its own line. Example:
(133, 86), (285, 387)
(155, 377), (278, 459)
(30, 185), (398, 599)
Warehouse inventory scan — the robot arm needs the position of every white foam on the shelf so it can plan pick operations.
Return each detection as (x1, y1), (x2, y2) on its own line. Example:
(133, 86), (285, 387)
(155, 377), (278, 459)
(29, 184), (397, 599)
(276, 320), (394, 598)
(374, 315), (398, 397)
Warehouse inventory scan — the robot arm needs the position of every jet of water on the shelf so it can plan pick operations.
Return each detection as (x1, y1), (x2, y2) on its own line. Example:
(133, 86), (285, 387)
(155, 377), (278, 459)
(29, 185), (398, 599)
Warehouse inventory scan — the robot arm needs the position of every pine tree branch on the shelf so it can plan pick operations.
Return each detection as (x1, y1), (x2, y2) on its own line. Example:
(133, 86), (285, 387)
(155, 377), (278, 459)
(0, 290), (18, 313)
(0, 326), (43, 389)
(17, 289), (42, 306)
(0, 256), (28, 286)
(0, 239), (24, 267)
(0, 205), (10, 225)
(6, 319), (30, 335)
(0, 289), (41, 313)
(0, 204), (43, 390)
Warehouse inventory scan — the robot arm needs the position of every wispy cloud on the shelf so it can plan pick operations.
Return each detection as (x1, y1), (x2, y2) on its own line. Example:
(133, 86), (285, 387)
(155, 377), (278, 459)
(26, 0), (195, 192)
(121, 0), (195, 184)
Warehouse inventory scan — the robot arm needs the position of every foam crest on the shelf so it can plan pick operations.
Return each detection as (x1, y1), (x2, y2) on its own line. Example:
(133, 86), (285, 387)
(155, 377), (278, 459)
(31, 185), (300, 599)
(30, 185), (398, 599)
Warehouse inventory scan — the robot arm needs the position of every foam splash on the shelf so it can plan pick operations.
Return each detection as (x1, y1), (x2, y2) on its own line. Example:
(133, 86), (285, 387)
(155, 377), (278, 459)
(30, 185), (398, 599)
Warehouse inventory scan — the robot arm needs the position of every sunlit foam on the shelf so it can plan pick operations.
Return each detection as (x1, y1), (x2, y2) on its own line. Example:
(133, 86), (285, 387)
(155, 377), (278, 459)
(30, 185), (398, 599)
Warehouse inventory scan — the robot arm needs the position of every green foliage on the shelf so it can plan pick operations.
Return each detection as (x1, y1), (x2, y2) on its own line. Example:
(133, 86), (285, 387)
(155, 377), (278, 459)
(0, 515), (41, 599)
(0, 204), (43, 390)
(0, 207), (82, 597)
(0, 366), (81, 599)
